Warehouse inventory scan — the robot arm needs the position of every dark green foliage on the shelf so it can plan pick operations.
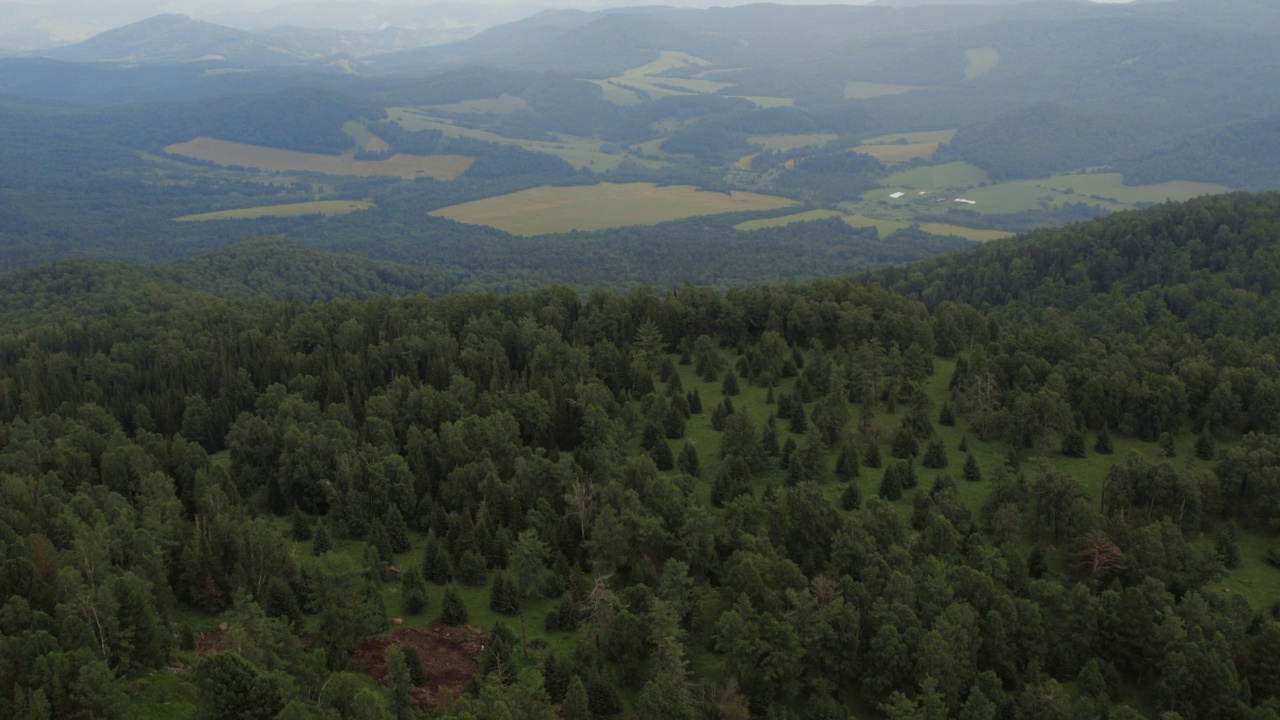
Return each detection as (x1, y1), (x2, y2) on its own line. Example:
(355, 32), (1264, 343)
(386, 506), (411, 555)
(195, 652), (285, 720)
(939, 402), (956, 427)
(401, 567), (429, 616)
(789, 405), (808, 434)
(422, 535), (453, 585)
(650, 439), (675, 471)
(677, 442), (701, 477)
(312, 523), (332, 555)
(711, 455), (752, 507)
(564, 676), (591, 720)
(400, 644), (427, 686)
(1159, 432), (1177, 458)
(264, 577), (303, 628)
(545, 595), (581, 632)
(1196, 429), (1215, 460)
(665, 404), (686, 439)
(761, 416), (780, 457)
(841, 481), (862, 511)
(722, 370), (741, 397)
(878, 464), (904, 501)
(489, 573), (521, 616)
(958, 435), (969, 453)
(1028, 546), (1048, 579)
(711, 401), (730, 432)
(835, 443), (860, 482)
(890, 424), (918, 459)
(289, 509), (312, 541)
(587, 674), (622, 718)
(780, 437), (797, 469)
(963, 454), (982, 483)
(922, 439), (948, 469)
(1094, 429), (1114, 455)
(863, 441), (883, 469)
(687, 389), (703, 415)
(457, 550), (488, 587)
(441, 585), (469, 626)
(1061, 431), (1086, 458)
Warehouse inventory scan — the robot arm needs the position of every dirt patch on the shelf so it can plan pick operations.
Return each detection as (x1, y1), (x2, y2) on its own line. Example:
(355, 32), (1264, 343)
(347, 620), (487, 710)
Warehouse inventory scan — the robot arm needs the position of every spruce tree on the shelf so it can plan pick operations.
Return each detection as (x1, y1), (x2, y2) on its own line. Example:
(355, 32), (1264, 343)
(1094, 427), (1114, 454)
(312, 522), (332, 556)
(863, 441), (883, 469)
(963, 453), (982, 483)
(789, 405), (808, 434)
(878, 463), (904, 501)
(650, 440), (675, 471)
(421, 534), (453, 584)
(563, 676), (591, 720)
(386, 506), (411, 554)
(835, 443), (861, 481)
(939, 402), (956, 427)
(841, 481), (862, 511)
(489, 574), (521, 616)
(1061, 431), (1086, 458)
(891, 424), (918, 459)
(761, 417), (780, 457)
(289, 509), (312, 542)
(922, 439), (948, 469)
(441, 585), (469, 626)
(400, 645), (427, 686)
(677, 442), (701, 478)
(1196, 428), (1215, 460)
(401, 567), (429, 616)
(722, 369), (741, 397)
(687, 388), (702, 414)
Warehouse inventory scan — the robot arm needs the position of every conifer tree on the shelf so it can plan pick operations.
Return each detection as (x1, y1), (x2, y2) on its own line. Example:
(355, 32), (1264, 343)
(891, 424), (918, 459)
(922, 439), (948, 469)
(421, 534), (453, 584)
(1095, 427), (1114, 454)
(864, 441), (883, 469)
(441, 585), (469, 626)
(563, 676), (591, 720)
(401, 567), (429, 616)
(878, 464), (904, 501)
(835, 443), (861, 481)
(963, 453), (982, 483)
(1196, 428), (1215, 460)
(841, 481), (862, 511)
(722, 370), (741, 397)
(312, 522), (332, 556)
(789, 405), (808, 434)
(289, 509), (312, 542)
(651, 439), (675, 471)
(687, 388), (702, 414)
(939, 402), (956, 427)
(677, 442), (701, 478)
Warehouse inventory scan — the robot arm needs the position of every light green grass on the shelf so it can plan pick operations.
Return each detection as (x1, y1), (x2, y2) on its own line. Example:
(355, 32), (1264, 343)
(747, 133), (838, 151)
(734, 209), (844, 231)
(842, 213), (910, 236)
(919, 222), (1015, 241)
(844, 81), (926, 100)
(861, 130), (958, 146)
(1210, 533), (1280, 609)
(963, 47), (1001, 80)
(121, 669), (197, 720)
(430, 182), (796, 236)
(882, 161), (988, 190)
(1020, 173), (1230, 205)
(955, 183), (1054, 214)
(428, 94), (529, 115)
(174, 200), (374, 222)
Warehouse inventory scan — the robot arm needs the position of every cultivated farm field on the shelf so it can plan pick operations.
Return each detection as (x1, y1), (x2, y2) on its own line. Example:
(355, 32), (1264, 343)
(174, 200), (374, 222)
(165, 137), (472, 179)
(430, 182), (796, 235)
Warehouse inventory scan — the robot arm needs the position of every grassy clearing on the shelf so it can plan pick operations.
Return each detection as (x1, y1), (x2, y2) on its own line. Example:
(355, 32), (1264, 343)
(587, 79), (643, 105)
(919, 222), (1014, 241)
(386, 109), (655, 171)
(844, 80), (926, 100)
(430, 182), (796, 236)
(882, 161), (988, 189)
(747, 133), (838, 151)
(842, 213), (910, 236)
(427, 94), (529, 115)
(165, 137), (472, 180)
(956, 183), (1054, 214)
(735, 153), (758, 171)
(734, 209), (843, 231)
(853, 142), (941, 163)
(964, 47), (1001, 80)
(174, 200), (374, 222)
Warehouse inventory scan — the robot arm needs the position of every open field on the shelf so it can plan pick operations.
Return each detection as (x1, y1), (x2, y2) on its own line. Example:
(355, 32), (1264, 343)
(430, 182), (796, 235)
(174, 200), (373, 222)
(341, 120), (389, 153)
(953, 183), (1054, 214)
(386, 108), (656, 171)
(587, 79), (643, 105)
(853, 142), (942, 163)
(427, 94), (529, 115)
(862, 129), (958, 145)
(882, 161), (989, 189)
(844, 80), (926, 100)
(1021, 173), (1230, 204)
(919, 222), (1014, 241)
(964, 47), (1002, 79)
(165, 137), (472, 179)
(748, 133), (838, 151)
(734, 208), (843, 230)
(842, 212), (910, 236)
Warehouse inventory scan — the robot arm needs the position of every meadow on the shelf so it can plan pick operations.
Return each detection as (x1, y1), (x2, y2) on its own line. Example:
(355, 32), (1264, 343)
(430, 182), (796, 235)
(844, 80), (925, 100)
(165, 137), (472, 180)
(174, 200), (374, 222)
(747, 133), (839, 151)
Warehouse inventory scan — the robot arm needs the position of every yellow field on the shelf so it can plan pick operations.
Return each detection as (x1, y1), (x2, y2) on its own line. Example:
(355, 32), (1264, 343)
(844, 81), (925, 100)
(964, 48), (1001, 80)
(174, 200), (374, 222)
(748, 133), (838, 151)
(430, 182), (797, 236)
(734, 209), (843, 231)
(736, 153), (759, 171)
(920, 222), (1013, 241)
(427, 94), (529, 114)
(165, 137), (472, 180)
(852, 143), (941, 163)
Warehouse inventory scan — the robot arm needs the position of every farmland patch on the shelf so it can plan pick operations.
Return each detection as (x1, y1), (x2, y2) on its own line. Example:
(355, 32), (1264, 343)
(174, 200), (374, 222)
(430, 182), (796, 235)
(165, 137), (471, 179)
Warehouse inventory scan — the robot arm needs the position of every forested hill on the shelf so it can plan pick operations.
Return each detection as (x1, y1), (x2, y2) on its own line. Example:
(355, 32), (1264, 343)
(3, 192), (1280, 720)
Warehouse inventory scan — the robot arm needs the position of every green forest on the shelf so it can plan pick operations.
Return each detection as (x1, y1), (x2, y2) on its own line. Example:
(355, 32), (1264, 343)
(3, 192), (1280, 720)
